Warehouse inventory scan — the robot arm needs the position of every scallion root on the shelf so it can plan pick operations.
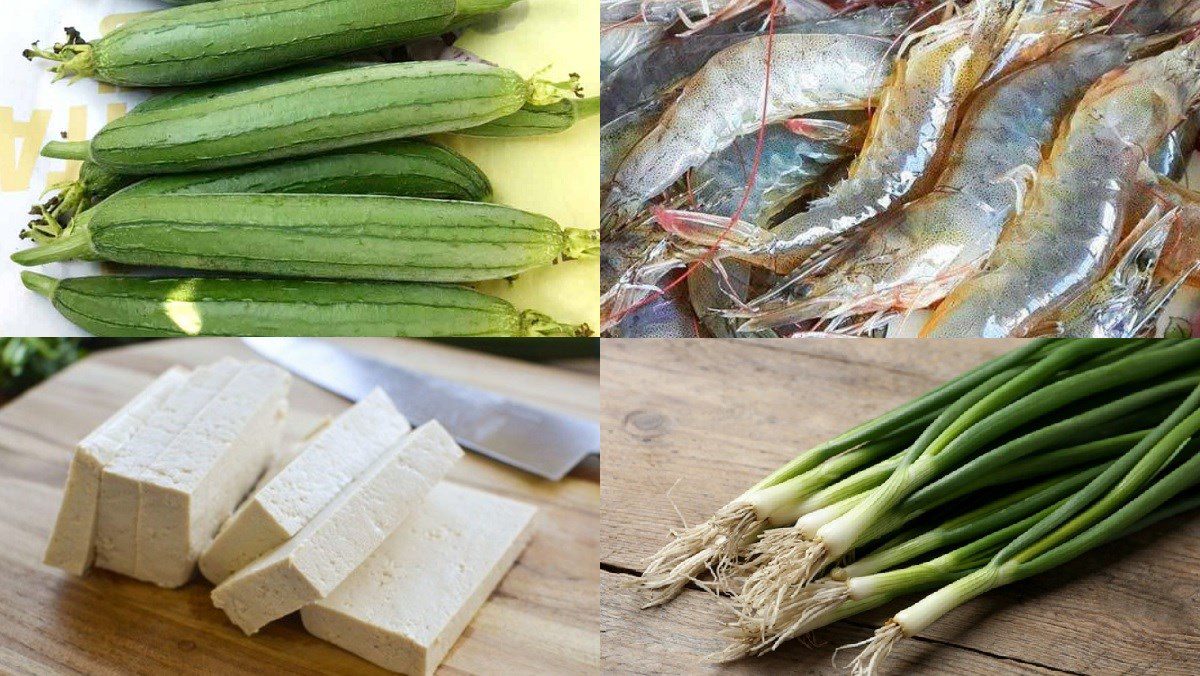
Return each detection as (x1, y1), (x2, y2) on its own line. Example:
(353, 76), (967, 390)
(767, 579), (849, 648)
(715, 578), (850, 662)
(847, 621), (904, 676)
(636, 501), (761, 607)
(736, 528), (830, 622)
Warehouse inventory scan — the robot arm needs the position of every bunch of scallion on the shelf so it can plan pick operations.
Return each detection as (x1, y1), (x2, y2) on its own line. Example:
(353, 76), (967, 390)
(634, 339), (1200, 673)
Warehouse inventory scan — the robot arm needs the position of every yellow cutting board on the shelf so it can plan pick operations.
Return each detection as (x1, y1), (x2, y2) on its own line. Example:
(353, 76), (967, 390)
(439, 0), (601, 332)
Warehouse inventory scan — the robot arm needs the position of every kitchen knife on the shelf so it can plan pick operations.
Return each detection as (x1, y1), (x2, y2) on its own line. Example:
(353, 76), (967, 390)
(243, 338), (599, 480)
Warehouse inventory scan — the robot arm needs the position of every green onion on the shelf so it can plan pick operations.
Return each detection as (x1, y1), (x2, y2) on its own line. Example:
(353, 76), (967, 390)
(846, 382), (1200, 675)
(636, 340), (1200, 669)
(636, 341), (1051, 606)
(737, 342), (1200, 627)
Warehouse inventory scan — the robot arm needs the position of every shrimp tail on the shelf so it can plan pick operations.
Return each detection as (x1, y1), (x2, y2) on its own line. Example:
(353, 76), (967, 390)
(655, 208), (779, 267)
(784, 117), (864, 145)
(727, 296), (837, 332)
(737, 231), (861, 310)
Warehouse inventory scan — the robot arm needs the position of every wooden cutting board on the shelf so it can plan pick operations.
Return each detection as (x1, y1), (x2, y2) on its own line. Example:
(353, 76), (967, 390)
(602, 339), (1200, 674)
(0, 338), (599, 675)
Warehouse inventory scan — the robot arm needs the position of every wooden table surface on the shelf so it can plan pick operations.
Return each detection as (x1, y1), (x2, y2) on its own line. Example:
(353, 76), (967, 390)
(601, 339), (1200, 675)
(0, 338), (599, 675)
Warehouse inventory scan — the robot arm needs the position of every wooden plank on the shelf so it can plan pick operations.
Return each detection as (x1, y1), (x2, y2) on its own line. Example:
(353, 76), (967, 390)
(600, 338), (1200, 674)
(0, 338), (599, 675)
(601, 338), (1018, 569)
(600, 571), (1058, 676)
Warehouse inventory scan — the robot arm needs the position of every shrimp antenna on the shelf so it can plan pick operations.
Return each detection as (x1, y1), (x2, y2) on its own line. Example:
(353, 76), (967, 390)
(884, 0), (957, 62)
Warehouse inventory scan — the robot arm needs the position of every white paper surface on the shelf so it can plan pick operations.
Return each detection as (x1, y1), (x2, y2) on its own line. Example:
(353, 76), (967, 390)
(3, 1), (160, 335)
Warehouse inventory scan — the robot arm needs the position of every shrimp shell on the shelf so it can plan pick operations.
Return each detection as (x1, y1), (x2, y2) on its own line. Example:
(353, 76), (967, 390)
(606, 269), (703, 337)
(602, 21), (670, 79)
(1148, 110), (1200, 180)
(922, 39), (1200, 337)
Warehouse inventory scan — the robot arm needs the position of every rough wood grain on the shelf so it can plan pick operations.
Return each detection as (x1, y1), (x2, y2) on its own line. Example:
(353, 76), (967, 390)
(601, 571), (1060, 676)
(0, 338), (599, 676)
(601, 338), (1200, 675)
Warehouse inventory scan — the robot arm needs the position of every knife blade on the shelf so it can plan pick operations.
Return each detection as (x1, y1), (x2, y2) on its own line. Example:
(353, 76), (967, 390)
(243, 338), (599, 480)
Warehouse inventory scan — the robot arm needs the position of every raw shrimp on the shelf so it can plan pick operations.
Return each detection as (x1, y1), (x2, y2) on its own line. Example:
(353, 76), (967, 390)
(602, 100), (665, 190)
(601, 0), (765, 25)
(1110, 0), (1196, 34)
(728, 34), (1133, 331)
(602, 32), (896, 226)
(602, 22), (670, 79)
(979, 0), (1112, 85)
(606, 269), (703, 337)
(690, 115), (865, 224)
(600, 4), (912, 122)
(602, 116), (862, 329)
(922, 39), (1200, 337)
(662, 0), (1027, 274)
(1040, 207), (1194, 337)
(601, 223), (698, 333)
(688, 259), (755, 336)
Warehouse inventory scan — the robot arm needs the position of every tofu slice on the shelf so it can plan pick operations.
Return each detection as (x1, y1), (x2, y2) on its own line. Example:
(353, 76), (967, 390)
(300, 482), (538, 676)
(212, 421), (463, 635)
(95, 358), (244, 577)
(43, 366), (191, 575)
(134, 362), (291, 588)
(199, 389), (411, 585)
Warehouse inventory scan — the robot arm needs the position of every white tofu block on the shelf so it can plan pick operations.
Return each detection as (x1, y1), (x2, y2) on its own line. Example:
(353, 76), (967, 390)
(135, 362), (291, 587)
(212, 421), (463, 635)
(200, 389), (411, 584)
(43, 367), (191, 575)
(95, 358), (243, 576)
(300, 482), (538, 676)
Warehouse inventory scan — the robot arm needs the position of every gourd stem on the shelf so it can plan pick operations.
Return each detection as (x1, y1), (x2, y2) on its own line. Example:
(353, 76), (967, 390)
(527, 73), (583, 106)
(454, 0), (521, 21)
(42, 140), (91, 161)
(11, 227), (92, 266)
(23, 40), (96, 83)
(574, 96), (601, 121)
(20, 271), (58, 300)
(520, 310), (591, 337)
(562, 229), (600, 260)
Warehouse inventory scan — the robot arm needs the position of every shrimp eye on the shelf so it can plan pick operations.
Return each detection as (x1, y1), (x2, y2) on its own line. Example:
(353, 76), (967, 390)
(1134, 250), (1155, 272)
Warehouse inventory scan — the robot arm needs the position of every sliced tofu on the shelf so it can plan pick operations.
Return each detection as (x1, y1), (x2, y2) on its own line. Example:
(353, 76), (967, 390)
(93, 358), (291, 587)
(212, 421), (463, 635)
(300, 482), (537, 676)
(43, 366), (191, 575)
(200, 389), (411, 585)
(135, 362), (290, 588)
(95, 358), (243, 577)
